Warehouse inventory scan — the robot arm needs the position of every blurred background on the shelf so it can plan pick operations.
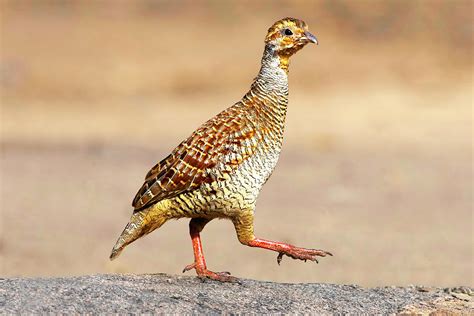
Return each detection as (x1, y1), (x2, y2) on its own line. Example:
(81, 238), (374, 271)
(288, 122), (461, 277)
(0, 0), (472, 287)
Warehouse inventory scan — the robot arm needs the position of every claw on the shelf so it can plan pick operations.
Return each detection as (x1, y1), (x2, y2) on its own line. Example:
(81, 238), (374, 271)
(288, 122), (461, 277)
(182, 262), (196, 273)
(277, 252), (284, 265)
(280, 247), (331, 264)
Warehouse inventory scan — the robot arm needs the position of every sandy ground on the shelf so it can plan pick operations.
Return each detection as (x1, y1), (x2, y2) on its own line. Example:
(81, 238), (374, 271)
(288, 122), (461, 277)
(0, 1), (472, 287)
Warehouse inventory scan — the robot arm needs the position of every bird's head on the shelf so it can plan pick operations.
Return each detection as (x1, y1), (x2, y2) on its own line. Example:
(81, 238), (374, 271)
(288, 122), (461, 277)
(264, 17), (318, 58)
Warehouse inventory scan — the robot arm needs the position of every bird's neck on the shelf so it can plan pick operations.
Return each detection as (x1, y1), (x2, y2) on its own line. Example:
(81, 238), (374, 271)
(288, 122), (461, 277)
(241, 45), (289, 138)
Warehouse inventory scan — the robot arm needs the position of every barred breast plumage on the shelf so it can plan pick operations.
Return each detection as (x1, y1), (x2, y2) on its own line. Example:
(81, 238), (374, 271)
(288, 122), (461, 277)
(110, 17), (332, 282)
(133, 57), (288, 217)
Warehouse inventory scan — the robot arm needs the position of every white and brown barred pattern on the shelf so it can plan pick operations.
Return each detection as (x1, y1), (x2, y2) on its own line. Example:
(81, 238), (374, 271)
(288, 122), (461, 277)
(132, 43), (289, 214)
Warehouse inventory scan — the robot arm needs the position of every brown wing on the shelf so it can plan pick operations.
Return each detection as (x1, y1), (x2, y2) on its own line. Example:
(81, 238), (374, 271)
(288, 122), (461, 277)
(132, 105), (261, 211)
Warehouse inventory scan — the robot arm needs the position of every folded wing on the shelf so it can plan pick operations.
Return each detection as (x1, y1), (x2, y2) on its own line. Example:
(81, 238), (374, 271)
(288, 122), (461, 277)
(132, 106), (261, 211)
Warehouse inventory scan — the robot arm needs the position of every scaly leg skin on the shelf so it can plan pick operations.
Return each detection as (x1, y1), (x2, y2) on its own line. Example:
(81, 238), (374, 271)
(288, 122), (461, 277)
(183, 218), (237, 282)
(247, 238), (332, 265)
(233, 212), (332, 265)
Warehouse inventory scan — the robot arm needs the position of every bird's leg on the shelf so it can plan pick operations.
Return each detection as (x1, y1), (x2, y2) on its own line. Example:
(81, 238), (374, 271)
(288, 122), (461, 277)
(182, 218), (237, 282)
(233, 212), (332, 265)
(246, 238), (332, 264)
(182, 218), (209, 274)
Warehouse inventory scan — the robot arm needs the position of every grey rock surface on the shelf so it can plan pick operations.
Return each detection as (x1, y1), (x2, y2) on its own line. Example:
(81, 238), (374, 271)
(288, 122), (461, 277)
(1, 274), (472, 314)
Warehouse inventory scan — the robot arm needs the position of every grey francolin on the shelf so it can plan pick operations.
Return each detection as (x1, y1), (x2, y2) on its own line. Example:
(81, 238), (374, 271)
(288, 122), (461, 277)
(110, 17), (332, 282)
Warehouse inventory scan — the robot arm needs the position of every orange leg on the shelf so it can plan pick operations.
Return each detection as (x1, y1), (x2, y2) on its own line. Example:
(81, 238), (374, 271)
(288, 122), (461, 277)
(246, 238), (332, 265)
(182, 218), (237, 282)
(234, 212), (332, 265)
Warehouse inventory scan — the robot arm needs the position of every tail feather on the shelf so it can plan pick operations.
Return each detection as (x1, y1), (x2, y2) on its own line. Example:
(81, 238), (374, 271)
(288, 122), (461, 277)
(110, 222), (136, 260)
(110, 208), (169, 260)
(110, 247), (123, 260)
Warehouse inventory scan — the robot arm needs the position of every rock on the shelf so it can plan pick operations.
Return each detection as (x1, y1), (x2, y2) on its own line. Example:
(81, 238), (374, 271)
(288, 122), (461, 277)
(0, 274), (472, 314)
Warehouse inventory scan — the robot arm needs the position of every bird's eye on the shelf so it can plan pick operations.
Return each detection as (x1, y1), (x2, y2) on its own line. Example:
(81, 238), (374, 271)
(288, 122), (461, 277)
(284, 28), (293, 36)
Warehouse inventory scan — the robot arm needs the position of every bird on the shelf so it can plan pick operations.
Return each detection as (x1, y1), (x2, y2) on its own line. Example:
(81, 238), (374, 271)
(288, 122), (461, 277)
(110, 17), (332, 282)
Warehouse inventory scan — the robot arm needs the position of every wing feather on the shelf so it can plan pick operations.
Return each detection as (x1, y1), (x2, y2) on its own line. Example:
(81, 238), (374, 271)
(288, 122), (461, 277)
(132, 106), (261, 211)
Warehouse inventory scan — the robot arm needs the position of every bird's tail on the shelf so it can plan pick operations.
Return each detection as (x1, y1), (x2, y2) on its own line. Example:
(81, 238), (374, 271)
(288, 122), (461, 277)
(110, 221), (137, 260)
(110, 209), (168, 260)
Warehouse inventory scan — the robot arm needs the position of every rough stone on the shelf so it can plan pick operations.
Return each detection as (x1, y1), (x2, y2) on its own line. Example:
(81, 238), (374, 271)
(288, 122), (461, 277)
(1, 274), (472, 314)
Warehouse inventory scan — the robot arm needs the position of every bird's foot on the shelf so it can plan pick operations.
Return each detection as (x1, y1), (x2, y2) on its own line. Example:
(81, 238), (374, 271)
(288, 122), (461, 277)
(277, 247), (332, 265)
(197, 270), (237, 283)
(182, 262), (238, 282)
